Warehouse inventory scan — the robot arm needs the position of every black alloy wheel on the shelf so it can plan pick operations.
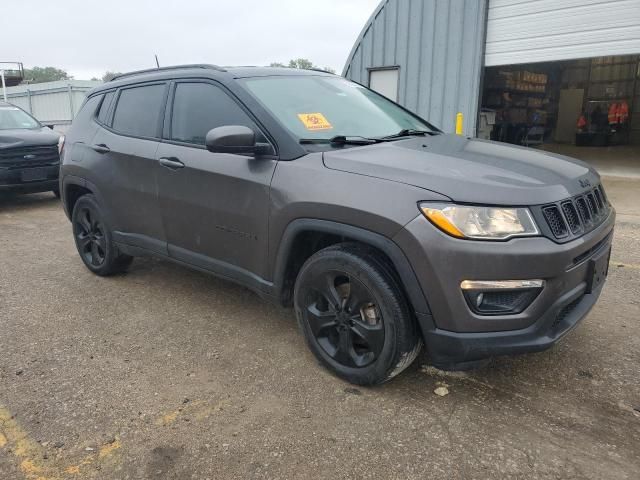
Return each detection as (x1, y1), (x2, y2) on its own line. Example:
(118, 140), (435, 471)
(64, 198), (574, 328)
(305, 271), (384, 368)
(294, 243), (422, 385)
(74, 206), (107, 267)
(71, 194), (133, 276)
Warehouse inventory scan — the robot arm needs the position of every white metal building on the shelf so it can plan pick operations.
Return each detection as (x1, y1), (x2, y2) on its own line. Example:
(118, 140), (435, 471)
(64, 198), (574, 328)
(3, 80), (100, 132)
(344, 0), (640, 148)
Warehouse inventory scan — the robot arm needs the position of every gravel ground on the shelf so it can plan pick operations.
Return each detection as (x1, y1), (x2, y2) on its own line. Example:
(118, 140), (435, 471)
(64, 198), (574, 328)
(0, 177), (639, 480)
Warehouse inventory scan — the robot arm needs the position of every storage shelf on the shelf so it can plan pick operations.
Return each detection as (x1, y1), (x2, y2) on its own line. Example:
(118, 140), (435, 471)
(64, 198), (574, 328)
(587, 96), (632, 101)
(486, 87), (547, 95)
(588, 78), (636, 84)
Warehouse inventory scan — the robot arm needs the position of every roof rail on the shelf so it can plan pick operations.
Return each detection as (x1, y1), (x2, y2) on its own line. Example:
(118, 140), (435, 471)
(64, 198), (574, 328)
(306, 68), (336, 75)
(109, 64), (226, 82)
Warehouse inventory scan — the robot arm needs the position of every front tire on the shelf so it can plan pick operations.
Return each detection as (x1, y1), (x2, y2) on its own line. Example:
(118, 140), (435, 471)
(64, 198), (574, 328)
(71, 194), (133, 276)
(294, 243), (422, 385)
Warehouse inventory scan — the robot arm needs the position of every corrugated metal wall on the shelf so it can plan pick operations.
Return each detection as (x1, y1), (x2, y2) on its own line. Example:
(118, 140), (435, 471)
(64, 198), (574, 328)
(3, 80), (99, 126)
(343, 0), (488, 135)
(486, 0), (640, 66)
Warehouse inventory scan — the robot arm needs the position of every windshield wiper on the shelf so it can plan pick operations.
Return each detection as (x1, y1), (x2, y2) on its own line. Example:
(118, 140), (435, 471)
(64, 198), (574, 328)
(378, 129), (437, 140)
(299, 135), (381, 146)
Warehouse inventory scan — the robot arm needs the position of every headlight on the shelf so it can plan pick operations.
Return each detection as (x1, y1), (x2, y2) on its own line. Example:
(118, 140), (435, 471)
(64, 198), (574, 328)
(420, 203), (539, 240)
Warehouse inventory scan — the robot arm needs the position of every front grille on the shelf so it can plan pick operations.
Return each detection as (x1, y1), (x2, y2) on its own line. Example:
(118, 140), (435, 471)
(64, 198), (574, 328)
(597, 185), (607, 204)
(594, 189), (604, 210)
(0, 145), (59, 168)
(539, 184), (609, 241)
(542, 206), (568, 238)
(561, 201), (581, 234)
(576, 196), (592, 225)
(586, 192), (599, 216)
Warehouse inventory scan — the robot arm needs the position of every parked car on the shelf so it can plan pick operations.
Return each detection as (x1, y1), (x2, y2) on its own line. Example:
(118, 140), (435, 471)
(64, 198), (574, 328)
(60, 65), (615, 385)
(0, 102), (62, 197)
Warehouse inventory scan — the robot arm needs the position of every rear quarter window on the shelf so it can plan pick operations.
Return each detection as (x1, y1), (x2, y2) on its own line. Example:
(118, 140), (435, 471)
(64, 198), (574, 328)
(74, 95), (103, 125)
(96, 91), (116, 125)
(112, 84), (166, 138)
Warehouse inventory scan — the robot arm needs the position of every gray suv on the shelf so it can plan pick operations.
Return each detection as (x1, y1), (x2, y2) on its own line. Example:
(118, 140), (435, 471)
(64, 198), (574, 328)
(60, 65), (615, 385)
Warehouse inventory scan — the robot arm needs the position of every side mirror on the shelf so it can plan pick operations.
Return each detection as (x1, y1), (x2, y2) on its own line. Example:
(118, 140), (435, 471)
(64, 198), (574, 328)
(205, 125), (269, 155)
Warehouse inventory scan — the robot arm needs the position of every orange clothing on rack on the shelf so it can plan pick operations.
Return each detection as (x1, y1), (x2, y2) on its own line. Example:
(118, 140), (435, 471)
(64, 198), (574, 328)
(577, 115), (587, 129)
(618, 101), (629, 124)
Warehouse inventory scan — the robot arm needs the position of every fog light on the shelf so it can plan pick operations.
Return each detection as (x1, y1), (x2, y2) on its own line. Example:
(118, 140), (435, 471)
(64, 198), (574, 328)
(461, 279), (544, 316)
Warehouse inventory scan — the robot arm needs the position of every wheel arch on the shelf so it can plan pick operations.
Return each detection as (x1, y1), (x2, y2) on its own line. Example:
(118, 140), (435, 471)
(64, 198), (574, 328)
(272, 219), (431, 317)
(62, 176), (110, 223)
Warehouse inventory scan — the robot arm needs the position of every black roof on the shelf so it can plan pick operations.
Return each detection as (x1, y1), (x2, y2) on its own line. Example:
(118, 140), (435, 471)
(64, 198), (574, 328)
(92, 64), (334, 95)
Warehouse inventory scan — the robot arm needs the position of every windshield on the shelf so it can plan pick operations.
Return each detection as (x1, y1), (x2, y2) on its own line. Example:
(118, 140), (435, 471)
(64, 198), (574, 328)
(240, 76), (436, 144)
(0, 106), (40, 130)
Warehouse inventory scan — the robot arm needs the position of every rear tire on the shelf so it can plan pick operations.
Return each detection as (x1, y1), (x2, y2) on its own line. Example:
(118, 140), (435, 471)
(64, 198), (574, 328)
(294, 243), (422, 385)
(71, 194), (133, 276)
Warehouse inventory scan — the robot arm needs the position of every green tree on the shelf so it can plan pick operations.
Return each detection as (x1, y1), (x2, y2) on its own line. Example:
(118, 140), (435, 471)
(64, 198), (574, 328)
(270, 59), (335, 74)
(101, 71), (123, 82)
(23, 66), (71, 83)
(288, 58), (314, 70)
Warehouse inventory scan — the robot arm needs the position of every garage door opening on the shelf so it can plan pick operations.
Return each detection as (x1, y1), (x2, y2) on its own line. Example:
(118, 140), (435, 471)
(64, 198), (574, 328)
(479, 55), (640, 174)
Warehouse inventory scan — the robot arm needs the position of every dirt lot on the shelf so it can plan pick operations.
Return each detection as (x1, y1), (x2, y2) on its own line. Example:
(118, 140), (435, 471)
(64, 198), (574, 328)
(1, 177), (639, 480)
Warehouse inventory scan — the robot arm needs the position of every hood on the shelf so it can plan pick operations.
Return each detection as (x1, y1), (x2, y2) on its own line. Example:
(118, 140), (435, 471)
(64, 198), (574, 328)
(0, 128), (61, 149)
(322, 134), (599, 206)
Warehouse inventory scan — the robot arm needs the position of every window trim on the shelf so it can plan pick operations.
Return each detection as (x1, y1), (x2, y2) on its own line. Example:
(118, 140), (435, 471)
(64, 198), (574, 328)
(105, 81), (170, 141)
(162, 78), (277, 156)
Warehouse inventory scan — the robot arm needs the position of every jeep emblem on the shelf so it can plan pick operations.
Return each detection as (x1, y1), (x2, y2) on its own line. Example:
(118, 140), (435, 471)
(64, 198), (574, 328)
(579, 178), (591, 188)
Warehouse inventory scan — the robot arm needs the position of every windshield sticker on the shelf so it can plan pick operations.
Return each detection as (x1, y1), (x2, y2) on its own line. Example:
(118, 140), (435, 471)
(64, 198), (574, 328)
(297, 113), (333, 131)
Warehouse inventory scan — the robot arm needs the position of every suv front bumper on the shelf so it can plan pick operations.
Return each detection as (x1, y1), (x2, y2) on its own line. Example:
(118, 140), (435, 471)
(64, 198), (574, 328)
(0, 165), (59, 194)
(393, 208), (615, 367)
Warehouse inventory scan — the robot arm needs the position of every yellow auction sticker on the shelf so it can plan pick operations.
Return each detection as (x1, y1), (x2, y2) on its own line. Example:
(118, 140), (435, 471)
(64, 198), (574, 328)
(297, 113), (333, 131)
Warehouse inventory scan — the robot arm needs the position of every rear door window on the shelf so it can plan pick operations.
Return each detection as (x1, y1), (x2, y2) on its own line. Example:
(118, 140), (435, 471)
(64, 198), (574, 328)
(169, 82), (266, 145)
(112, 84), (166, 138)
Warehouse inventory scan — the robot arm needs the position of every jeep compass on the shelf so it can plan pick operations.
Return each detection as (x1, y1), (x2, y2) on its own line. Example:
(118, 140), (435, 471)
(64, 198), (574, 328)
(60, 65), (615, 385)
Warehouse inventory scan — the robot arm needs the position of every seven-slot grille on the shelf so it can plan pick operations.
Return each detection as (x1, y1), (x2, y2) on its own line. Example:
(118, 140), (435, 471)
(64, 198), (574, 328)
(0, 145), (59, 169)
(541, 185), (609, 240)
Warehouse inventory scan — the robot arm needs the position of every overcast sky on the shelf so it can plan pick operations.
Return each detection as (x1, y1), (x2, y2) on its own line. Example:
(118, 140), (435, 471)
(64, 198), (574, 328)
(1, 0), (380, 80)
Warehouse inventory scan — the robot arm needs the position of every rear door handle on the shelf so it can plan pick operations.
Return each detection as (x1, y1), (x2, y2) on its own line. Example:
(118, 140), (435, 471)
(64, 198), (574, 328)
(91, 143), (110, 154)
(159, 157), (185, 170)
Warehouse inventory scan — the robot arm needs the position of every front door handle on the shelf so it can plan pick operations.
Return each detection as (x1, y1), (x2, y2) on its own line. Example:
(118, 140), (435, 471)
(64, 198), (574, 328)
(159, 157), (185, 170)
(91, 143), (110, 154)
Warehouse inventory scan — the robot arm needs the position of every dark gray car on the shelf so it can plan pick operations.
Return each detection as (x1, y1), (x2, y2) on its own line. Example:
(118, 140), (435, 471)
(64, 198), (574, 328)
(0, 102), (62, 196)
(60, 65), (615, 385)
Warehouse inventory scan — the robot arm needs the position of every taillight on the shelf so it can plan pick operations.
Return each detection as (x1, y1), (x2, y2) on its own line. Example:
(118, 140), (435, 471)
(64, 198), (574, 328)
(58, 135), (65, 156)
